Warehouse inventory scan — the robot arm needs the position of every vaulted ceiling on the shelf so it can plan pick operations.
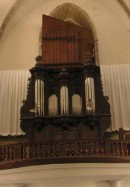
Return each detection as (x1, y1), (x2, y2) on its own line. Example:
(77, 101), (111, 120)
(0, 0), (130, 42)
(0, 0), (130, 69)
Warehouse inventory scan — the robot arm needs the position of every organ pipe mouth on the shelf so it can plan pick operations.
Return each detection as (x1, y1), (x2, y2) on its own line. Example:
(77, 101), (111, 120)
(29, 108), (36, 113)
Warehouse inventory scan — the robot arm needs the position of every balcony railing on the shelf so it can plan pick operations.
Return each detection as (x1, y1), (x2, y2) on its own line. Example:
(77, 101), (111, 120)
(0, 139), (130, 169)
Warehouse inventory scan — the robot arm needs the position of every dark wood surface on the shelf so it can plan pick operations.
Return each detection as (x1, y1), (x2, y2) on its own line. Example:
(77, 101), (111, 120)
(42, 15), (94, 66)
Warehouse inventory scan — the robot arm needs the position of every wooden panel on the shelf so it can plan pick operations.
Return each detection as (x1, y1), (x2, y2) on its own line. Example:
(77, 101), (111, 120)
(79, 28), (94, 63)
(42, 15), (94, 65)
(43, 31), (79, 64)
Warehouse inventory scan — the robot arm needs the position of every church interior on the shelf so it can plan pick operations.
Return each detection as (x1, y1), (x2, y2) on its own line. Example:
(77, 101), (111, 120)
(0, 0), (130, 187)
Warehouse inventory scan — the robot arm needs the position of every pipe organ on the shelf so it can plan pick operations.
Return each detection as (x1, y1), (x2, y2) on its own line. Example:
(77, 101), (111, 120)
(20, 15), (111, 142)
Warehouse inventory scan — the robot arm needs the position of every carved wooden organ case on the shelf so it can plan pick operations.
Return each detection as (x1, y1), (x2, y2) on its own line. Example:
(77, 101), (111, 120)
(20, 15), (111, 142)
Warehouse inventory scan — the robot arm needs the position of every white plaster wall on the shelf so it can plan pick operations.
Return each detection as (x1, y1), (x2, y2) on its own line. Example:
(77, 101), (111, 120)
(1, 163), (130, 187)
(122, 179), (130, 187)
(124, 0), (130, 9)
(0, 182), (110, 187)
(0, 0), (16, 26)
(0, 0), (130, 69)
(26, 181), (110, 187)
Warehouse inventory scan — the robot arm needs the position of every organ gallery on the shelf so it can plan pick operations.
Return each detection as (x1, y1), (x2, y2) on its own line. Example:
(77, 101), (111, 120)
(0, 14), (130, 170)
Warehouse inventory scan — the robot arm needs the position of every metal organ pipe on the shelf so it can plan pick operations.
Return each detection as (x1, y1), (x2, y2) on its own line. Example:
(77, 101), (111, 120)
(85, 77), (95, 113)
(60, 86), (69, 115)
(72, 94), (82, 115)
(48, 94), (58, 116)
(35, 79), (44, 116)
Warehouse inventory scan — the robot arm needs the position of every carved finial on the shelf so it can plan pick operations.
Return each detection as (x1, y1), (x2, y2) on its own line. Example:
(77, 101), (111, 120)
(84, 42), (95, 64)
(35, 55), (43, 66)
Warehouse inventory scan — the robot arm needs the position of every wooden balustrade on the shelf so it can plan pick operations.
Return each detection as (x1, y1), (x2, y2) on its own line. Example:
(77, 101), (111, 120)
(0, 140), (129, 162)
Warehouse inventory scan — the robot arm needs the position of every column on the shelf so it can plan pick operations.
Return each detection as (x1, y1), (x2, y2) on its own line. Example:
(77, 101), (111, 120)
(108, 180), (122, 187)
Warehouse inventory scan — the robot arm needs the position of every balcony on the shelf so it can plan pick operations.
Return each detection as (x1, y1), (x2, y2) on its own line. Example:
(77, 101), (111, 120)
(0, 138), (130, 170)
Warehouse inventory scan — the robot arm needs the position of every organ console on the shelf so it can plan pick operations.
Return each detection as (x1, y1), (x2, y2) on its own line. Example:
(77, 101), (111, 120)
(20, 15), (111, 142)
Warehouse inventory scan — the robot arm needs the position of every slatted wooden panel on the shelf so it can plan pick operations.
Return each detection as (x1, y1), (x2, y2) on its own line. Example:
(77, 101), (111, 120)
(42, 15), (94, 65)
(43, 31), (79, 64)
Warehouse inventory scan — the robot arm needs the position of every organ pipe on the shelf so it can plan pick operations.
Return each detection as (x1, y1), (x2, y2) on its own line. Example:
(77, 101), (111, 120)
(72, 94), (82, 115)
(35, 79), (44, 116)
(85, 77), (95, 113)
(60, 86), (69, 115)
(48, 94), (58, 116)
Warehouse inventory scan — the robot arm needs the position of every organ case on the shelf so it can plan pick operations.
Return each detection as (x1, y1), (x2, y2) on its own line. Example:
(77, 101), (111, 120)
(20, 15), (111, 142)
